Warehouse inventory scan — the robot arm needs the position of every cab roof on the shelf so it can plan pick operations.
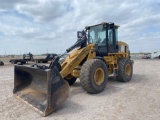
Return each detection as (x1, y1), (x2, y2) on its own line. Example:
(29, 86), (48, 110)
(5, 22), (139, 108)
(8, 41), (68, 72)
(85, 22), (120, 29)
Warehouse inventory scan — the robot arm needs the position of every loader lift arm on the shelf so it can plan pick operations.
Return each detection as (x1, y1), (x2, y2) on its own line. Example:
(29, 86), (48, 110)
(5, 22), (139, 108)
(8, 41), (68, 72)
(49, 30), (90, 73)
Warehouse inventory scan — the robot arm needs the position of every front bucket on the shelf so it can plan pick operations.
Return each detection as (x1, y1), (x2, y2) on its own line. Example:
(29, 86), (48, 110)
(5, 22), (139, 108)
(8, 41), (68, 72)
(13, 65), (69, 116)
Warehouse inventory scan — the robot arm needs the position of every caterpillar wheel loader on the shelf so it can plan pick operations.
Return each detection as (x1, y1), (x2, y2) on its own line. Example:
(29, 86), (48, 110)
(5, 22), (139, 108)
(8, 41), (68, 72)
(13, 22), (133, 116)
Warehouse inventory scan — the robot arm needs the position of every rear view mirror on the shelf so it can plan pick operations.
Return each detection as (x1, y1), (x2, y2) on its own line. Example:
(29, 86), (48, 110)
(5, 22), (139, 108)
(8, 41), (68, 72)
(77, 31), (83, 38)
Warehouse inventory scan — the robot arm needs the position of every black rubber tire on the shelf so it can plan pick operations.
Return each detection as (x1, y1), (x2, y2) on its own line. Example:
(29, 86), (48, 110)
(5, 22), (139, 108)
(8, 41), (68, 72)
(80, 59), (108, 94)
(116, 58), (133, 82)
(64, 77), (77, 85)
(0, 61), (4, 66)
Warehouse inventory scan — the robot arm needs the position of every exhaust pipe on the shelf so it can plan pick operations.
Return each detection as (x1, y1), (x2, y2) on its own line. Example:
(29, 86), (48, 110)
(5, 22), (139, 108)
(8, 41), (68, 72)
(13, 65), (69, 116)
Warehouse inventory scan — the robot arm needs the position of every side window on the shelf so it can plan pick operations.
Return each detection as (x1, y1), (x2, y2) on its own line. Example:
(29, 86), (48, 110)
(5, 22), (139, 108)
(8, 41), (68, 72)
(108, 29), (113, 45)
(89, 30), (95, 43)
(120, 45), (125, 52)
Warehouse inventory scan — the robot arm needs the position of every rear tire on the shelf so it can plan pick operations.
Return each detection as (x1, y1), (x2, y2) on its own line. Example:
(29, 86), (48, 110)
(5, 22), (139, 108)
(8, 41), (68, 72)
(64, 77), (77, 85)
(0, 61), (4, 66)
(80, 59), (108, 94)
(116, 58), (133, 82)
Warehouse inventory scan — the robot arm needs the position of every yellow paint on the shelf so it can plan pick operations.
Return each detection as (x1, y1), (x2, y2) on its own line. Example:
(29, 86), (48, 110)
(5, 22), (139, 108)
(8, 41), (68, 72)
(60, 41), (131, 78)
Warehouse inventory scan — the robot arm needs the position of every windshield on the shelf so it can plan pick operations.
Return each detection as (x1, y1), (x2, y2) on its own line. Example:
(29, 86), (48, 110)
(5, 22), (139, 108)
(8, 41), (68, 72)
(88, 25), (106, 45)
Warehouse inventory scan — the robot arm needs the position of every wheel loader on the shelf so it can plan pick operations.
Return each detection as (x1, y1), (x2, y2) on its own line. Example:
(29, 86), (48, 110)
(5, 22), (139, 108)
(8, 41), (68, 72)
(13, 22), (133, 116)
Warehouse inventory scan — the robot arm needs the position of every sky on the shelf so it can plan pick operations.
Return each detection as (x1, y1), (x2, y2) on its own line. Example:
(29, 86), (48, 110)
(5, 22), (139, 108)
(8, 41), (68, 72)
(0, 0), (160, 55)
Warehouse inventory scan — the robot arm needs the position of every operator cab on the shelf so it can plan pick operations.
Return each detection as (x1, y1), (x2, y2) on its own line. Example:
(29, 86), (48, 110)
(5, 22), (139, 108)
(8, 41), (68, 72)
(86, 22), (119, 56)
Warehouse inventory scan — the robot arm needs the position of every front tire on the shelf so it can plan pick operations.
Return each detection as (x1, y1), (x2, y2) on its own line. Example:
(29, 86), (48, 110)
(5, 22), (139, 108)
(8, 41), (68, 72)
(80, 59), (108, 94)
(116, 58), (133, 82)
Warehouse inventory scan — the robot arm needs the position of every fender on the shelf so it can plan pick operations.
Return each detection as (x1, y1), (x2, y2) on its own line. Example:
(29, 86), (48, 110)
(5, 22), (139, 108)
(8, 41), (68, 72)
(94, 56), (107, 65)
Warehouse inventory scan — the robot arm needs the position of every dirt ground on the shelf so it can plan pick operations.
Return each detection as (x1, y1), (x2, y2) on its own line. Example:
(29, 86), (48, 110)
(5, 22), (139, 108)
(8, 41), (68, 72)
(0, 59), (160, 120)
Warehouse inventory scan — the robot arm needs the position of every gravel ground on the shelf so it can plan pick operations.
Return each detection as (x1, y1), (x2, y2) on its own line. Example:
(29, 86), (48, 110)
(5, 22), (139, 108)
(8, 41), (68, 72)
(0, 59), (160, 120)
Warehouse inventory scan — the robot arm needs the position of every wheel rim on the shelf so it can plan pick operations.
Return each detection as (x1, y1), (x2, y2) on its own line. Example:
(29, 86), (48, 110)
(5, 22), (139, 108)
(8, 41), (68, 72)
(125, 64), (131, 76)
(94, 68), (104, 85)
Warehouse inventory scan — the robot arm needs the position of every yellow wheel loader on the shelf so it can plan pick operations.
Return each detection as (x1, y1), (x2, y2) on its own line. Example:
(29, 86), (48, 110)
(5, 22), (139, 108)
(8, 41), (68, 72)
(13, 22), (133, 116)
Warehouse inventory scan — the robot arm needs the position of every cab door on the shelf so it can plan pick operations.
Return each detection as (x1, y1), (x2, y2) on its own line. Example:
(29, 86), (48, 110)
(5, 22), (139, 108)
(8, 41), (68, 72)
(108, 28), (118, 53)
